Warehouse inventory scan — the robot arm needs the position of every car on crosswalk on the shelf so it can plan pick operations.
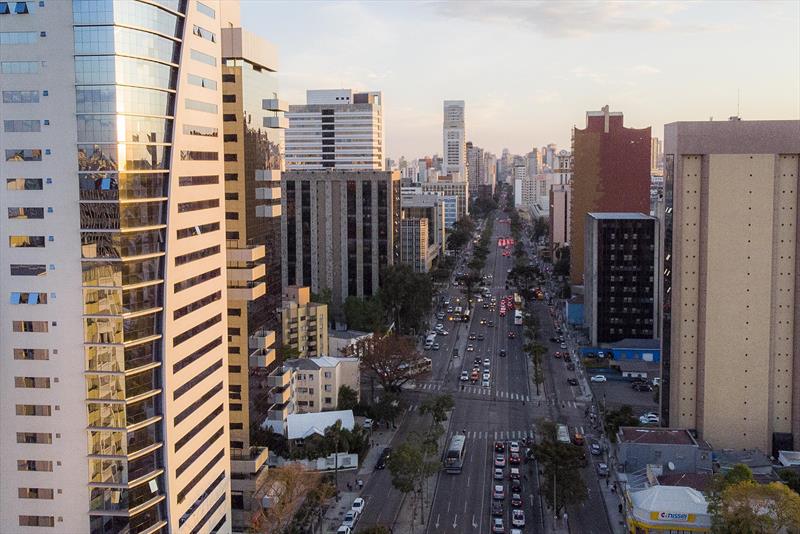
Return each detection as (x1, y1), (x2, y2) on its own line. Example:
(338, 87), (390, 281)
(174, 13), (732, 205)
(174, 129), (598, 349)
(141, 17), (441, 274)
(460, 371), (469, 381)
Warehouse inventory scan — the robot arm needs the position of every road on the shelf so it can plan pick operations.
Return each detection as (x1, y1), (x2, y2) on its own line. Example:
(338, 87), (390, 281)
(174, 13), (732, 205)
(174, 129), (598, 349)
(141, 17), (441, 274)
(358, 206), (613, 534)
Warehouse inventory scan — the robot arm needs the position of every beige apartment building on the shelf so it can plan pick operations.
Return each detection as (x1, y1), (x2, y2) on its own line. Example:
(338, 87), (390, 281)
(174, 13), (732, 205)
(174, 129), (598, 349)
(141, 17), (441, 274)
(281, 286), (329, 358)
(1, 1), (240, 531)
(400, 217), (434, 273)
(661, 119), (800, 452)
(221, 17), (286, 529)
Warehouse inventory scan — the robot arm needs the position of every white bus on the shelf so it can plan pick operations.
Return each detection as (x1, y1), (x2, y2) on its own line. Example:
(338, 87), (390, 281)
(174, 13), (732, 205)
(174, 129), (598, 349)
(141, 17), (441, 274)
(556, 424), (571, 445)
(444, 434), (466, 473)
(462, 308), (471, 323)
(514, 310), (523, 326)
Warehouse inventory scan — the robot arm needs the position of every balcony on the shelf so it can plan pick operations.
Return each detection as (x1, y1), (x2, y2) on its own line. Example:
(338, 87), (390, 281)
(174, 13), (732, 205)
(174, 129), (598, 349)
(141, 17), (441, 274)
(228, 281), (266, 301)
(226, 243), (265, 263)
(255, 169), (281, 182)
(255, 186), (281, 200)
(249, 346), (276, 369)
(249, 329), (275, 350)
(227, 263), (266, 282)
(262, 98), (288, 112)
(269, 385), (292, 405)
(231, 446), (269, 477)
(266, 366), (294, 388)
(255, 204), (281, 218)
(264, 116), (288, 129)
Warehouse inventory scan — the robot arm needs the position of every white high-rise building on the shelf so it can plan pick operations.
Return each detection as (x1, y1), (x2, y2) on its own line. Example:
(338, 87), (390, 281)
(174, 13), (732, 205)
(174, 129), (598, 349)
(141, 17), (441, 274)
(285, 89), (384, 170)
(442, 100), (466, 180)
(1, 1), (237, 531)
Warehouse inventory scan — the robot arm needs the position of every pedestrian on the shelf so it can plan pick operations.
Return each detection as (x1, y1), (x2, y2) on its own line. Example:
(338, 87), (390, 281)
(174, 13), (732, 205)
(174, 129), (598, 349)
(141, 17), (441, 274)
(605, 478), (609, 488)
(618, 504), (623, 514)
(347, 482), (352, 491)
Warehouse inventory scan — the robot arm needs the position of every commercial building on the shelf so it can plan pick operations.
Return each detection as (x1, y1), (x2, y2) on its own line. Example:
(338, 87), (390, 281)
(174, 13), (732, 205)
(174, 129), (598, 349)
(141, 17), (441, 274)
(584, 213), (659, 346)
(626, 486), (711, 534)
(442, 100), (466, 180)
(285, 89), (384, 170)
(661, 119), (800, 452)
(281, 170), (400, 316)
(0, 1), (236, 531)
(280, 286), (329, 359)
(549, 183), (571, 248)
(570, 106), (651, 285)
(400, 218), (434, 272)
(402, 192), (446, 255)
(221, 17), (285, 529)
(616, 427), (712, 475)
(421, 178), (469, 224)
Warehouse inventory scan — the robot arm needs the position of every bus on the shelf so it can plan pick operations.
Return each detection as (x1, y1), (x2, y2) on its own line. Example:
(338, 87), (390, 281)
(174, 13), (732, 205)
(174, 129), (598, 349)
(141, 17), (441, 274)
(462, 308), (471, 323)
(453, 306), (463, 320)
(514, 310), (523, 326)
(556, 424), (571, 445)
(444, 434), (467, 473)
(399, 357), (432, 379)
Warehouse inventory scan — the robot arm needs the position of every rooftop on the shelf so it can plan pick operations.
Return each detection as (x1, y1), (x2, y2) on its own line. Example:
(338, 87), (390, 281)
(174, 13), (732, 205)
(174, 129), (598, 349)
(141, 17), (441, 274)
(601, 338), (660, 350)
(329, 329), (372, 340)
(286, 410), (355, 440)
(587, 212), (654, 220)
(715, 449), (773, 469)
(630, 485), (708, 515)
(616, 360), (660, 373)
(657, 473), (713, 493)
(619, 427), (698, 446)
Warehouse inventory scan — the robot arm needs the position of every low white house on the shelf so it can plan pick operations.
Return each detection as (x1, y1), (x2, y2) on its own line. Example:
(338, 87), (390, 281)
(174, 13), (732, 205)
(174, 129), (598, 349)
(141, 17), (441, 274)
(286, 410), (355, 441)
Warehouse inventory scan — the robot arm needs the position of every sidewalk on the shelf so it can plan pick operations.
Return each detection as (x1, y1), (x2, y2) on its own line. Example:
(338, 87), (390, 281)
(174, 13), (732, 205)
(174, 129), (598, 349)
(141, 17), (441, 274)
(597, 444), (628, 533)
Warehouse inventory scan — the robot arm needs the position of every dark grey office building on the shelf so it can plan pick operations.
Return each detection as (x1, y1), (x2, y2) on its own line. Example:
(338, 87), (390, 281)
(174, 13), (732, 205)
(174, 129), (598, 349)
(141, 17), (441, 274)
(281, 170), (400, 317)
(584, 213), (660, 346)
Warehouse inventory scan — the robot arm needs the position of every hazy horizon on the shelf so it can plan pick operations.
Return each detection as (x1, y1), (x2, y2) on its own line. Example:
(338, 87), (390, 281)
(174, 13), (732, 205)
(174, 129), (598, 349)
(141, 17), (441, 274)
(243, 0), (800, 159)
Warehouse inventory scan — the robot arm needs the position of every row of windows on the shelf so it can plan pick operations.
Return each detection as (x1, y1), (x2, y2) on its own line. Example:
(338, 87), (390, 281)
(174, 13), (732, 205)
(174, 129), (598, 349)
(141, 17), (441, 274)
(6, 148), (42, 161)
(173, 337), (222, 374)
(176, 426), (223, 479)
(174, 359), (222, 400)
(10, 292), (47, 304)
(196, 1), (215, 18)
(3, 90), (40, 103)
(185, 98), (217, 114)
(19, 516), (54, 527)
(14, 348), (49, 360)
(179, 472), (226, 528)
(173, 290), (221, 320)
(174, 382), (223, 426)
(192, 24), (215, 43)
(183, 123), (218, 137)
(175, 245), (220, 266)
(177, 450), (224, 504)
(0, 2), (36, 15)
(174, 267), (220, 293)
(179, 175), (218, 186)
(10, 263), (46, 276)
(187, 73), (217, 90)
(4, 119), (41, 132)
(16, 404), (51, 416)
(176, 221), (220, 240)
(13, 320), (48, 332)
(181, 150), (218, 161)
(16, 432), (52, 444)
(175, 404), (223, 452)
(1, 61), (43, 74)
(177, 198), (219, 213)
(173, 313), (221, 346)
(15, 376), (50, 388)
(18, 459), (53, 472)
(10, 235), (45, 247)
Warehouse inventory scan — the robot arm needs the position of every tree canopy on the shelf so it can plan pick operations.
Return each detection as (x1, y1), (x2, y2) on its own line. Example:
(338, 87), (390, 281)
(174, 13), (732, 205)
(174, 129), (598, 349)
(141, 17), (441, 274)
(341, 334), (427, 391)
(712, 478), (800, 533)
(379, 264), (433, 334)
(533, 420), (588, 514)
(344, 296), (386, 333)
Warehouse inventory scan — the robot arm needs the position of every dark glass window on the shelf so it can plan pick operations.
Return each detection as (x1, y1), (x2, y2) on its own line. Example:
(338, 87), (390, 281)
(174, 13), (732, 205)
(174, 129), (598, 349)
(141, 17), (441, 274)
(173, 313), (221, 346)
(174, 267), (220, 293)
(175, 245), (220, 266)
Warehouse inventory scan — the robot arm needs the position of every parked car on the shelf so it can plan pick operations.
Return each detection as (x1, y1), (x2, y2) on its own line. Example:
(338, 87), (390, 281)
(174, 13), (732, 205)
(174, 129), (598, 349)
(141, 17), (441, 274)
(590, 375), (607, 383)
(572, 432), (585, 446)
(493, 485), (505, 499)
(351, 498), (365, 514)
(633, 382), (653, 392)
(563, 354), (572, 363)
(460, 371), (469, 382)
(432, 343), (440, 351)
(640, 413), (660, 425)
(511, 509), (525, 528)
(492, 517), (506, 533)
(560, 343), (567, 349)
(567, 378), (579, 386)
(509, 441), (520, 453)
(510, 493), (523, 507)
(484, 358), (491, 367)
(376, 448), (391, 469)
(596, 463), (609, 477)
(342, 510), (359, 528)
(510, 480), (522, 493)
(492, 501), (504, 517)
(482, 378), (490, 388)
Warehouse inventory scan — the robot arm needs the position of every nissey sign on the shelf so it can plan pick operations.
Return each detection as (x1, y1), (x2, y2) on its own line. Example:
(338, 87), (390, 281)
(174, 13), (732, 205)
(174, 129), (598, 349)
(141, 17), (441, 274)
(650, 511), (695, 522)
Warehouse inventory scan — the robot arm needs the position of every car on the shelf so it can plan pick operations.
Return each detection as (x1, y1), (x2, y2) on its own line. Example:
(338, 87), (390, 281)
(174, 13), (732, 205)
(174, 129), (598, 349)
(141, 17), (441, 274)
(480, 318), (487, 325)
(494, 467), (504, 480)
(466, 344), (475, 352)
(590, 375), (608, 383)
(509, 467), (520, 480)
(342, 510), (358, 528)
(572, 432), (585, 446)
(474, 357), (482, 364)
(563, 354), (572, 363)
(469, 333), (477, 340)
(477, 333), (485, 341)
(436, 323), (444, 330)
(351, 497), (365, 514)
(460, 371), (469, 381)
(596, 463), (609, 477)
(590, 441), (602, 456)
(510, 480), (522, 493)
(438, 330), (449, 336)
(492, 517), (505, 533)
(554, 352), (561, 359)
(376, 447), (391, 469)
(507, 331), (516, 339)
(560, 343), (567, 349)
(436, 312), (445, 320)
(633, 382), (653, 392)
(511, 493), (523, 507)
(549, 336), (559, 343)
(471, 369), (479, 381)
(363, 418), (373, 430)
(488, 321), (495, 327)
(499, 349), (506, 358)
(509, 441), (520, 453)
(493, 484), (505, 499)
(495, 454), (505, 467)
(484, 358), (491, 367)
(491, 501), (504, 517)
(567, 362), (576, 371)
(432, 343), (440, 350)
(499, 310), (506, 317)
(567, 377), (579, 386)
(337, 527), (352, 534)
(483, 372), (491, 381)
(511, 509), (525, 527)
(640, 413), (660, 425)
(495, 441), (506, 453)
(509, 452), (521, 465)
(447, 306), (454, 313)
(482, 378), (490, 388)
(483, 302), (490, 309)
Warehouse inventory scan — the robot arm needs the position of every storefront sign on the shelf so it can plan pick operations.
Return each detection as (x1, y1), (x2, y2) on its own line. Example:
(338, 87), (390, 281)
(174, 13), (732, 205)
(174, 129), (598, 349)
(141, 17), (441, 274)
(650, 511), (696, 522)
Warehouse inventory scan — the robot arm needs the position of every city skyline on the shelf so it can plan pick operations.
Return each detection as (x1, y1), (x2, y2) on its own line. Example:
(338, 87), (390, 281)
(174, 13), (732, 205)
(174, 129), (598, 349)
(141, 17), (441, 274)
(243, 0), (800, 158)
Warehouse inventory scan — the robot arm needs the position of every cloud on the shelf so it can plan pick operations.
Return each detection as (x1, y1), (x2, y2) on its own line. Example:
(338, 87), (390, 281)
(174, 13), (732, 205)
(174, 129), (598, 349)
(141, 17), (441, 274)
(431, 0), (725, 38)
(633, 64), (661, 75)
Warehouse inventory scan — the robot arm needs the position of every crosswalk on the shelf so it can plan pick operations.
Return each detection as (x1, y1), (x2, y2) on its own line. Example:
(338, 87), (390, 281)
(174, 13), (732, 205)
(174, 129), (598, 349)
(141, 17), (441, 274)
(462, 429), (536, 440)
(414, 382), (586, 409)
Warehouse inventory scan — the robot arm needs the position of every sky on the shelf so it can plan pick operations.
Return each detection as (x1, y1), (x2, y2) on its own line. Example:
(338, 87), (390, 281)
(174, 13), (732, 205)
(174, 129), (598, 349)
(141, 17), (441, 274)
(242, 0), (800, 160)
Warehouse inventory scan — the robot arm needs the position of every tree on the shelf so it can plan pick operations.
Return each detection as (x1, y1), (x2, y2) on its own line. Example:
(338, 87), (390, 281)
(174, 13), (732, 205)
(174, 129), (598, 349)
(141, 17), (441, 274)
(276, 346), (301, 361)
(532, 216), (549, 241)
(344, 296), (385, 333)
(387, 432), (440, 532)
(419, 394), (454, 435)
(324, 420), (345, 501)
(780, 469), (800, 496)
(534, 429), (588, 515)
(311, 287), (332, 306)
(604, 405), (639, 440)
(379, 264), (434, 334)
(342, 334), (427, 392)
(250, 463), (323, 534)
(712, 480), (800, 533)
(337, 385), (359, 411)
(528, 342), (546, 395)
(553, 245), (570, 277)
(372, 391), (404, 426)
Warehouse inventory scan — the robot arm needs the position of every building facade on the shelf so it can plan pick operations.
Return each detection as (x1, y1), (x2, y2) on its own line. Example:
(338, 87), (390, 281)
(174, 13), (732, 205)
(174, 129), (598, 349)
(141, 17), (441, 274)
(420, 179), (468, 224)
(285, 89), (384, 171)
(553, 149), (572, 185)
(401, 192), (446, 261)
(661, 119), (800, 452)
(442, 100), (466, 180)
(399, 218), (433, 273)
(570, 106), (651, 285)
(549, 184), (571, 248)
(0, 1), (236, 531)
(280, 286), (329, 359)
(584, 213), (659, 346)
(281, 170), (400, 316)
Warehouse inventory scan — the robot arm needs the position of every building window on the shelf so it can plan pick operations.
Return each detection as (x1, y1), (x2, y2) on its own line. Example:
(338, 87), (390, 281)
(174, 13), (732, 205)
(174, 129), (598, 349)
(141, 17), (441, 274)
(14, 348), (49, 360)
(185, 98), (217, 114)
(1, 61), (41, 74)
(18, 516), (54, 527)
(192, 24), (216, 42)
(173, 313), (222, 346)
(8, 207), (44, 219)
(2, 90), (39, 103)
(17, 460), (53, 472)
(176, 221), (220, 240)
(6, 178), (42, 190)
(16, 404), (51, 416)
(183, 124), (218, 137)
(174, 267), (221, 293)
(180, 150), (218, 161)
(4, 119), (41, 132)
(177, 198), (219, 213)
(222, 74), (235, 83)
(10, 264), (46, 276)
(187, 73), (217, 90)
(174, 245), (220, 266)
(5, 148), (42, 161)
(13, 320), (48, 332)
(179, 175), (219, 186)
(16, 432), (51, 444)
(190, 48), (216, 66)
(196, 1), (215, 18)
(18, 487), (54, 499)
(15, 376), (50, 388)
(173, 290), (221, 319)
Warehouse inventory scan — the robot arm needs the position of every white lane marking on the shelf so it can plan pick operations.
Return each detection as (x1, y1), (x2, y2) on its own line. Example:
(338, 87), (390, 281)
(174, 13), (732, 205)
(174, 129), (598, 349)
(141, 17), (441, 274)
(453, 514), (458, 529)
(435, 513), (440, 529)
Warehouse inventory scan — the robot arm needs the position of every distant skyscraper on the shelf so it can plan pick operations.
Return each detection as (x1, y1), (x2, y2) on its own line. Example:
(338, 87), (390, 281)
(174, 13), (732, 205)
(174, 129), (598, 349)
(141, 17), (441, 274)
(661, 119), (800, 452)
(1, 1), (235, 530)
(554, 149), (572, 185)
(467, 142), (485, 198)
(651, 137), (663, 171)
(442, 100), (466, 180)
(549, 184), (572, 249)
(570, 106), (651, 285)
(286, 89), (384, 170)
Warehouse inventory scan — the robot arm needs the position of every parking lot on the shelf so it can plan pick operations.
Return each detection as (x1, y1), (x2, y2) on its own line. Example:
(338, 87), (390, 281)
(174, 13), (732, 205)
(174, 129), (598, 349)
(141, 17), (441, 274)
(588, 377), (659, 414)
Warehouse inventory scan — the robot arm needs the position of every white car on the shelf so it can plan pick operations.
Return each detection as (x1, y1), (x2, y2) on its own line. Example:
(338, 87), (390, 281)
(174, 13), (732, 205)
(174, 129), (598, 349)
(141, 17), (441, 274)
(438, 330), (449, 336)
(512, 509), (525, 527)
(482, 378), (490, 388)
(483, 372), (491, 381)
(342, 510), (358, 528)
(460, 371), (469, 382)
(590, 375), (607, 383)
(436, 312), (445, 320)
(508, 441), (520, 454)
(435, 323), (444, 331)
(466, 344), (475, 352)
(640, 413), (660, 425)
(337, 527), (352, 534)
(560, 343), (567, 349)
(484, 358), (491, 367)
(351, 497), (365, 514)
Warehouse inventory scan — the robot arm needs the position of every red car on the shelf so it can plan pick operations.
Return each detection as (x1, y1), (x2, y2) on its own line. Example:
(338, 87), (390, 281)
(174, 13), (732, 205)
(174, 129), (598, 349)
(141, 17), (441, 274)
(494, 441), (506, 453)
(509, 453), (521, 465)
(507, 331), (516, 339)
(554, 352), (562, 359)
